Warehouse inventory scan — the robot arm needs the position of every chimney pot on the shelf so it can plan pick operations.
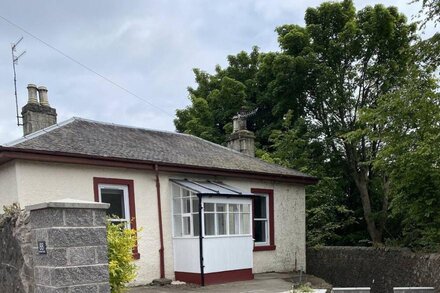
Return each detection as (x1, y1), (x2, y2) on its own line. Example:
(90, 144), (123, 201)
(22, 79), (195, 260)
(26, 84), (38, 104)
(37, 86), (50, 106)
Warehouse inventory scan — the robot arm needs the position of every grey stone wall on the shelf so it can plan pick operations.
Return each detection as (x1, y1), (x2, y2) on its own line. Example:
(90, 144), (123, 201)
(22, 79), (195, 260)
(307, 247), (440, 293)
(28, 200), (111, 293)
(0, 205), (34, 293)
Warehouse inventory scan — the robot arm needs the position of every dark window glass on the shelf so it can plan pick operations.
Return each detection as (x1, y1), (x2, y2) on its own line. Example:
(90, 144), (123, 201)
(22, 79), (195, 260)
(101, 188), (125, 218)
(254, 220), (267, 242)
(254, 196), (267, 218)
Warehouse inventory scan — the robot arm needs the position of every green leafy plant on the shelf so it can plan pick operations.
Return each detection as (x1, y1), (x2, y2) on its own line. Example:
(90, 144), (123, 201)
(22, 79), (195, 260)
(291, 283), (314, 293)
(107, 220), (139, 293)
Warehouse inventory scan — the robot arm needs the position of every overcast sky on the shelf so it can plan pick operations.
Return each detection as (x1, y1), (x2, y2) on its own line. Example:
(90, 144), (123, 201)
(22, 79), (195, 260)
(0, 0), (433, 144)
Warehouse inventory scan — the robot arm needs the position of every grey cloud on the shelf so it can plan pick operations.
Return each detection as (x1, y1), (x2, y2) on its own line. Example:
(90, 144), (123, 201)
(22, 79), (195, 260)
(0, 0), (430, 144)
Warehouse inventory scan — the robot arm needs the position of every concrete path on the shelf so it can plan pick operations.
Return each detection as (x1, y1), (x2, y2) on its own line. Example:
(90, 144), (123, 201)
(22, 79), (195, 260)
(129, 272), (330, 293)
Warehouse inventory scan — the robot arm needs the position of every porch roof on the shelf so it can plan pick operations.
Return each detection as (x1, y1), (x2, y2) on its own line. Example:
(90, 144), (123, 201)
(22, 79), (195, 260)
(171, 179), (255, 197)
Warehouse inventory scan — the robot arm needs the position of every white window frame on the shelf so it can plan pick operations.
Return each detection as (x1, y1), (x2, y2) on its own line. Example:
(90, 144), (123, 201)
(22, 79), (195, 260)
(202, 197), (252, 238)
(98, 184), (130, 227)
(254, 194), (269, 246)
(172, 183), (199, 238)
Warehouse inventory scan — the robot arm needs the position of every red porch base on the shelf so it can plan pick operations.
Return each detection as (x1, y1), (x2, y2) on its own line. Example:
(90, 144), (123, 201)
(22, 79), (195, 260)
(175, 268), (253, 285)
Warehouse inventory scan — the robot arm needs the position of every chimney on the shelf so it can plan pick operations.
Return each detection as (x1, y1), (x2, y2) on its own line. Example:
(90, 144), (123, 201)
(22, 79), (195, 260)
(226, 108), (256, 157)
(22, 84), (57, 136)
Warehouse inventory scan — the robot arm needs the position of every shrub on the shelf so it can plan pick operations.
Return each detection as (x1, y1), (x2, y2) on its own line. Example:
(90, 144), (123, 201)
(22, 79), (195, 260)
(107, 221), (139, 293)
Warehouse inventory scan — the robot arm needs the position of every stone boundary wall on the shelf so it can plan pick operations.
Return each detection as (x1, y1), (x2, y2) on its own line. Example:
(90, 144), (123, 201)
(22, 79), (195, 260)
(1, 201), (111, 293)
(28, 200), (111, 293)
(307, 246), (440, 293)
(0, 205), (34, 293)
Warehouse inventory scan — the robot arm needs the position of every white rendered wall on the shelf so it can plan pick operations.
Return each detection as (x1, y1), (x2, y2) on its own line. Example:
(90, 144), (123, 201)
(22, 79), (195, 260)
(0, 161), (18, 210)
(13, 160), (175, 285)
(7, 160), (306, 283)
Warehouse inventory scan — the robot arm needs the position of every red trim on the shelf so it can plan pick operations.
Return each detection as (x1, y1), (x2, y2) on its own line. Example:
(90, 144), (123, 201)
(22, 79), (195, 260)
(93, 177), (140, 259)
(253, 245), (276, 251)
(0, 147), (318, 185)
(154, 165), (166, 279)
(175, 269), (253, 285)
(251, 188), (275, 252)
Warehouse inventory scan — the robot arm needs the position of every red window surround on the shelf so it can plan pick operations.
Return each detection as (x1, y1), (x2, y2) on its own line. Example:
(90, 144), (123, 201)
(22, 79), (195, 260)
(251, 188), (276, 251)
(93, 177), (140, 259)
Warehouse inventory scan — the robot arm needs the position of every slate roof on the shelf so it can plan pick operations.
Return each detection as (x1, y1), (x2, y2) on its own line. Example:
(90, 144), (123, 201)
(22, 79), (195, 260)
(3, 117), (315, 181)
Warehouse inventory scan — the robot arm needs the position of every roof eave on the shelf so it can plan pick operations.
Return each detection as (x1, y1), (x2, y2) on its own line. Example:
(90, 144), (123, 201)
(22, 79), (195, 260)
(0, 146), (319, 185)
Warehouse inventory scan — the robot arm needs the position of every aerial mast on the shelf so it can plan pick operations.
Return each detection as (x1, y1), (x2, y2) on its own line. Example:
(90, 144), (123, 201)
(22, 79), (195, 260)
(11, 36), (26, 126)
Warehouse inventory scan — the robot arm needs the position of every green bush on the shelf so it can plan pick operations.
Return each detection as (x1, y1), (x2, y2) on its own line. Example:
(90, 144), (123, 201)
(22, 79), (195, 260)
(107, 221), (139, 293)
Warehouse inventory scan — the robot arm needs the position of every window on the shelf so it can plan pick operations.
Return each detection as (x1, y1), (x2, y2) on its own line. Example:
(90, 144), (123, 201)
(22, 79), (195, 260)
(254, 195), (268, 244)
(203, 202), (251, 236)
(251, 188), (275, 251)
(172, 183), (252, 238)
(172, 184), (199, 237)
(99, 185), (130, 226)
(93, 177), (140, 259)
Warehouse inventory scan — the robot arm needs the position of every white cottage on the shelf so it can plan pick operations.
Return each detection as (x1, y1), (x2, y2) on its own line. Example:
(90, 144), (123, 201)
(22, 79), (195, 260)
(0, 85), (317, 285)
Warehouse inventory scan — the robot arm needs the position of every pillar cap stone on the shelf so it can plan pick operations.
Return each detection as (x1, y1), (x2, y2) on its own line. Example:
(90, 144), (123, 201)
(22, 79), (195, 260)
(26, 198), (110, 211)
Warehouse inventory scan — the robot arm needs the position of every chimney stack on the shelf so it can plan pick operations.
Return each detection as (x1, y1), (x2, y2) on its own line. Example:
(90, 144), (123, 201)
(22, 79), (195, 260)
(226, 108), (256, 157)
(22, 84), (57, 136)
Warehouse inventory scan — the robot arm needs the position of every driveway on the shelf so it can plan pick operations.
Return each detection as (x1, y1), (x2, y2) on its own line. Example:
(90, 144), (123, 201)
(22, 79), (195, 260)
(129, 272), (331, 293)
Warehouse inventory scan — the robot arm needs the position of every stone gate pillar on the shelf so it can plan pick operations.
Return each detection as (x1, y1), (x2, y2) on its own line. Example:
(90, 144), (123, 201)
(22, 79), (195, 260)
(27, 199), (110, 293)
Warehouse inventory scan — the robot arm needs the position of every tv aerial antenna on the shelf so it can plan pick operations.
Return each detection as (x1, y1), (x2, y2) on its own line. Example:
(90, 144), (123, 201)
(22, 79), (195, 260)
(11, 36), (26, 126)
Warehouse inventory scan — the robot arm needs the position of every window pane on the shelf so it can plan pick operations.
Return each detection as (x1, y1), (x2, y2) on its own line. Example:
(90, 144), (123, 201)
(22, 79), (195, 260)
(101, 188), (125, 219)
(229, 204), (239, 212)
(255, 220), (267, 243)
(173, 198), (181, 215)
(182, 216), (191, 236)
(204, 213), (215, 235)
(172, 184), (180, 198)
(217, 213), (227, 235)
(182, 198), (191, 213)
(240, 213), (250, 234)
(216, 204), (226, 212)
(173, 215), (182, 237)
(254, 196), (267, 218)
(204, 203), (214, 212)
(182, 189), (190, 197)
(192, 214), (200, 236)
(242, 204), (250, 213)
(192, 197), (199, 213)
(229, 212), (239, 235)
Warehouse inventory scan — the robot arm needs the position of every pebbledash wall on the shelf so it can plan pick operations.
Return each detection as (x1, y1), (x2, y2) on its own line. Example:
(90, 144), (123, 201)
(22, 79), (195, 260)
(0, 159), (306, 284)
(307, 246), (440, 293)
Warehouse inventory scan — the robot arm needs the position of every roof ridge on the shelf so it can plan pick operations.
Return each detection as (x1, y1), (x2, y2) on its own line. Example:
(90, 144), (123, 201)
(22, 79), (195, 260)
(2, 117), (78, 147)
(73, 117), (198, 137)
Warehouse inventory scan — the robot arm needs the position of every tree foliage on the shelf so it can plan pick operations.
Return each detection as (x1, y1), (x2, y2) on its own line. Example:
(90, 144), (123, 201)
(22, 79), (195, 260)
(175, 0), (439, 248)
(359, 64), (440, 250)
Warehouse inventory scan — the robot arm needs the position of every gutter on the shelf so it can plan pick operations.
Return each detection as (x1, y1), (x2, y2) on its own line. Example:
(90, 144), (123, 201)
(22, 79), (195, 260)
(154, 164), (166, 279)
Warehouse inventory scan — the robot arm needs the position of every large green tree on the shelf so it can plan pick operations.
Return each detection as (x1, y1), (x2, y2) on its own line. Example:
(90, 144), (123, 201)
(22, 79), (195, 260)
(358, 50), (440, 250)
(175, 0), (420, 245)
